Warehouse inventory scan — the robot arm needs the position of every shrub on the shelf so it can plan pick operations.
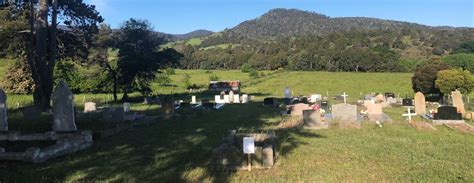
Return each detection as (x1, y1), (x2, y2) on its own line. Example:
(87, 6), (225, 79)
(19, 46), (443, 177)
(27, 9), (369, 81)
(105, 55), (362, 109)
(412, 60), (450, 95)
(249, 69), (259, 79)
(209, 74), (219, 81)
(240, 64), (253, 73)
(165, 68), (176, 75)
(435, 69), (474, 95)
(181, 73), (191, 88)
(155, 73), (172, 86)
(1, 60), (35, 94)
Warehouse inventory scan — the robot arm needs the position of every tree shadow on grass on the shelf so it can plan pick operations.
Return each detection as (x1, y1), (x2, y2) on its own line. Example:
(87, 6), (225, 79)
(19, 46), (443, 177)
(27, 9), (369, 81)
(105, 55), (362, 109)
(1, 100), (325, 182)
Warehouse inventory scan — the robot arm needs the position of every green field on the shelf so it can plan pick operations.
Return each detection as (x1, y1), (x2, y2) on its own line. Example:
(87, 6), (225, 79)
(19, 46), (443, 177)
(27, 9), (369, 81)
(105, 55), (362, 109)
(1, 70), (474, 182)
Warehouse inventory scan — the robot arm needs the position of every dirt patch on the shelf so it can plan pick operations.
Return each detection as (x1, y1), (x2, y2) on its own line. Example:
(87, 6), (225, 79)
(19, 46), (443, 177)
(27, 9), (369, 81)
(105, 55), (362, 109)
(278, 116), (303, 129)
(409, 122), (437, 131)
(444, 123), (474, 134)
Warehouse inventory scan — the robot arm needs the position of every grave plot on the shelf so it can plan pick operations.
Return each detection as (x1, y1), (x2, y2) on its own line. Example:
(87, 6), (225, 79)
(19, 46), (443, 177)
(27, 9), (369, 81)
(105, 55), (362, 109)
(212, 130), (277, 170)
(444, 123), (474, 134)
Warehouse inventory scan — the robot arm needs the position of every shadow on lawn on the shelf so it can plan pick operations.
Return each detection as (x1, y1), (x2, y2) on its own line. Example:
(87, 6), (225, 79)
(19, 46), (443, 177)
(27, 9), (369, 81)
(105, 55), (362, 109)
(1, 98), (323, 182)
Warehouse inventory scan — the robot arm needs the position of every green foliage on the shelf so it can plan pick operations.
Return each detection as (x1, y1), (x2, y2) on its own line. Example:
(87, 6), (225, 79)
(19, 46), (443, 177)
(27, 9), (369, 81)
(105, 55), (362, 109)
(435, 69), (474, 95)
(209, 74), (219, 81)
(442, 53), (474, 73)
(249, 69), (260, 79)
(165, 68), (176, 75)
(155, 73), (172, 86)
(54, 61), (82, 93)
(181, 73), (191, 89)
(412, 60), (451, 95)
(453, 41), (474, 54)
(1, 60), (35, 94)
(240, 64), (253, 73)
(397, 58), (423, 72)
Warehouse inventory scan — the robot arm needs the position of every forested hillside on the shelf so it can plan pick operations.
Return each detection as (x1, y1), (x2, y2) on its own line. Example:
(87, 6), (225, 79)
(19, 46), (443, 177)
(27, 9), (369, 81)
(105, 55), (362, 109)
(172, 9), (474, 72)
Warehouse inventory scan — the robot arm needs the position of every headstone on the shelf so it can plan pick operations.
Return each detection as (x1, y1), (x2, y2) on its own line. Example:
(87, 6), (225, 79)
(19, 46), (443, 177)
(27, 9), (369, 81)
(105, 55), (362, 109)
(363, 100), (375, 107)
(402, 99), (413, 106)
(123, 102), (131, 112)
(229, 91), (235, 104)
(263, 98), (276, 106)
(364, 94), (374, 100)
(414, 92), (426, 115)
(332, 103), (358, 122)
(303, 109), (325, 128)
(161, 96), (174, 119)
(300, 97), (309, 104)
(284, 87), (291, 99)
(290, 103), (310, 116)
(224, 95), (230, 104)
(215, 95), (225, 104)
(451, 90), (465, 115)
(309, 94), (322, 103)
(0, 90), (7, 132)
(434, 106), (462, 120)
(191, 96), (197, 104)
(262, 145), (274, 168)
(384, 93), (395, 99)
(320, 101), (329, 111)
(233, 94), (240, 103)
(402, 107), (417, 122)
(242, 94), (249, 103)
(83, 102), (97, 113)
(52, 81), (77, 132)
(375, 94), (385, 102)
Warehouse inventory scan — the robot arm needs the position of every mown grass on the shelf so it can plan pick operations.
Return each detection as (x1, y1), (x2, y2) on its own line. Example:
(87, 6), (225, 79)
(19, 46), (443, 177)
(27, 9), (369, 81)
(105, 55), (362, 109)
(1, 70), (474, 182)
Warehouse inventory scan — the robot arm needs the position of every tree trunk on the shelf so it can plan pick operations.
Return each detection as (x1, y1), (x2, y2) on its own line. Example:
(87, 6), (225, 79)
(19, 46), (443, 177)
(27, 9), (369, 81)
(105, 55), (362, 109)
(34, 0), (49, 111)
(113, 74), (118, 101)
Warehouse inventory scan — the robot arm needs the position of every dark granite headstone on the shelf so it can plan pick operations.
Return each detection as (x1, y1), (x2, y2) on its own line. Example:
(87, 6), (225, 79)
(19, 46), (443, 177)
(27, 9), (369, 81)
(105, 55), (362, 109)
(384, 93), (395, 98)
(291, 98), (301, 104)
(402, 99), (413, 106)
(334, 95), (344, 101)
(300, 97), (308, 104)
(263, 98), (276, 106)
(320, 101), (329, 110)
(434, 106), (462, 120)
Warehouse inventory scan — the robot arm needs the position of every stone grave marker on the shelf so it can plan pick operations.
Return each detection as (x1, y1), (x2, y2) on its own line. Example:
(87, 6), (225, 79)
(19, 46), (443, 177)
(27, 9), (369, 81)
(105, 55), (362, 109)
(103, 107), (125, 123)
(215, 95), (225, 104)
(0, 89), (7, 132)
(375, 94), (385, 103)
(290, 103), (310, 116)
(83, 102), (97, 113)
(242, 94), (249, 103)
(300, 97), (309, 104)
(52, 81), (77, 132)
(224, 95), (230, 104)
(332, 103), (358, 122)
(233, 94), (240, 103)
(414, 92), (426, 115)
(303, 109), (327, 129)
(284, 87), (291, 99)
(363, 100), (375, 107)
(402, 99), (413, 106)
(320, 101), (329, 111)
(123, 102), (131, 112)
(402, 107), (417, 122)
(191, 96), (197, 104)
(309, 94), (322, 103)
(434, 106), (462, 120)
(384, 92), (395, 98)
(229, 91), (235, 104)
(451, 90), (465, 115)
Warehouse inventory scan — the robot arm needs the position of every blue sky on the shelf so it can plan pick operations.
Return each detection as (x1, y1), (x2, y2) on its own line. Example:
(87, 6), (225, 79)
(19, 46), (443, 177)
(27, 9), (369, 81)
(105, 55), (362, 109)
(86, 0), (474, 34)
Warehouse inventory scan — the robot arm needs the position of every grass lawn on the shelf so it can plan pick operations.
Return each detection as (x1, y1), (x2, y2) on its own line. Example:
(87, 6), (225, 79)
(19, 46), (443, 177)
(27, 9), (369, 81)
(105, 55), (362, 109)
(1, 70), (474, 182)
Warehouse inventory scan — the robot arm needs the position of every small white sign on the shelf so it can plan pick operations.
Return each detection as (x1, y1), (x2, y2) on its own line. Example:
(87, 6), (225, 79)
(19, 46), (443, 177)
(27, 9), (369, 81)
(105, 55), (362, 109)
(243, 137), (255, 154)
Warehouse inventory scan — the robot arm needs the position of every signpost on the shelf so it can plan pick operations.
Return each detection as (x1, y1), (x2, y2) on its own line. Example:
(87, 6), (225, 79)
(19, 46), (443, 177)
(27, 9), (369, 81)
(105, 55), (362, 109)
(243, 137), (255, 171)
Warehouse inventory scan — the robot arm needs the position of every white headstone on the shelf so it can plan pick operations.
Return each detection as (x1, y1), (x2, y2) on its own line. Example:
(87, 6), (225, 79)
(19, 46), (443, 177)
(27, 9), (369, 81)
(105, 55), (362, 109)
(215, 95), (225, 104)
(284, 87), (291, 99)
(83, 102), (97, 113)
(310, 94), (322, 103)
(402, 107), (417, 122)
(242, 94), (249, 103)
(123, 102), (131, 112)
(243, 137), (255, 154)
(52, 81), (77, 132)
(224, 95), (230, 103)
(229, 91), (235, 104)
(0, 89), (7, 132)
(191, 96), (197, 104)
(233, 94), (240, 103)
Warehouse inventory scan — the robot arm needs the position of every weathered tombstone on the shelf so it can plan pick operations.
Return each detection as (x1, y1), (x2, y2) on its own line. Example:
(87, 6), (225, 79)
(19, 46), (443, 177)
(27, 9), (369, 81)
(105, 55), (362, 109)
(233, 94), (240, 103)
(291, 98), (301, 104)
(451, 90), (465, 115)
(375, 94), (385, 103)
(191, 96), (197, 104)
(332, 103), (358, 122)
(262, 145), (274, 168)
(241, 94), (249, 104)
(0, 89), (7, 132)
(143, 96), (153, 104)
(320, 101), (329, 111)
(384, 92), (395, 99)
(434, 106), (463, 120)
(123, 102), (131, 112)
(263, 98), (276, 106)
(52, 81), (77, 132)
(215, 95), (225, 104)
(284, 87), (291, 99)
(300, 97), (309, 104)
(414, 92), (426, 115)
(290, 103), (310, 116)
(367, 103), (383, 121)
(83, 102), (97, 113)
(402, 99), (413, 106)
(309, 94), (322, 103)
(161, 96), (174, 119)
(229, 91), (235, 104)
(224, 95), (230, 104)
(303, 109), (326, 129)
(363, 100), (374, 107)
(364, 94), (374, 100)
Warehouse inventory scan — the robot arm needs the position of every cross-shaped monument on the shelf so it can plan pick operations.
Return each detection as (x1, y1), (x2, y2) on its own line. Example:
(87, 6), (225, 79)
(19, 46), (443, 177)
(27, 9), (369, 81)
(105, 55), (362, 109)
(342, 92), (349, 104)
(402, 107), (417, 122)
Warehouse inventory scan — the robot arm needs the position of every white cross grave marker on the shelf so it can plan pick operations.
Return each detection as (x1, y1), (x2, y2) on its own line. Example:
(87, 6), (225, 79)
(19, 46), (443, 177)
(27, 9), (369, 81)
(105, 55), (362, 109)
(243, 137), (255, 171)
(402, 107), (417, 122)
(342, 92), (349, 104)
